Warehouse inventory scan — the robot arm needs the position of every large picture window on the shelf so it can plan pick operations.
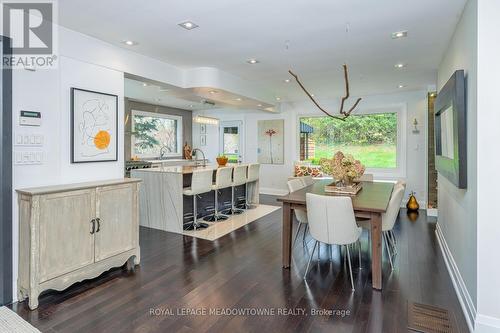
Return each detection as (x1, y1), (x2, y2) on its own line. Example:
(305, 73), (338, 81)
(299, 113), (398, 169)
(131, 110), (182, 158)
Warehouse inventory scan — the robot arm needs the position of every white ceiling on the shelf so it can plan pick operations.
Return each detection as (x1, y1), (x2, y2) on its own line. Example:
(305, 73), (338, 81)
(59, 0), (466, 102)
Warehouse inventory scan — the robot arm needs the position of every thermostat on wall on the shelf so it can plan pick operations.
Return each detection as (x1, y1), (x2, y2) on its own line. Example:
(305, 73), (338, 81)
(19, 110), (41, 126)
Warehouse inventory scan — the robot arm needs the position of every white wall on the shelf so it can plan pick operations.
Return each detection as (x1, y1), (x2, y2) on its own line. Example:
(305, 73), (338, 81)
(436, 1), (477, 331)
(194, 90), (428, 201)
(476, 0), (500, 331)
(10, 25), (188, 301)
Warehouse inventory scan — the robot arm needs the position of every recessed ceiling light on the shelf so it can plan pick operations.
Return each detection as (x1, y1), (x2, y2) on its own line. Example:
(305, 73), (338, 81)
(398, 84), (406, 89)
(257, 104), (263, 107)
(276, 97), (281, 101)
(235, 98), (242, 101)
(247, 59), (259, 64)
(178, 21), (199, 30)
(189, 104), (194, 108)
(284, 79), (291, 83)
(394, 63), (406, 69)
(392, 31), (408, 39)
(209, 90), (218, 94)
(142, 83), (148, 87)
(123, 40), (138, 46)
(311, 94), (315, 97)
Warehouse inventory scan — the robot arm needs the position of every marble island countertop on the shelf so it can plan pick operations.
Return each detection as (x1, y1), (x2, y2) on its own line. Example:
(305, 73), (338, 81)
(131, 163), (248, 174)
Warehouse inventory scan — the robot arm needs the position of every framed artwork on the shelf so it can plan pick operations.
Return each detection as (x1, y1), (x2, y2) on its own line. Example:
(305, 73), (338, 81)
(200, 123), (207, 134)
(71, 87), (118, 163)
(257, 119), (284, 164)
(200, 135), (207, 146)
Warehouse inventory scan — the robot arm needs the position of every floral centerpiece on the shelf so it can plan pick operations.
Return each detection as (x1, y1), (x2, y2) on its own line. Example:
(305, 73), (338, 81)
(320, 151), (365, 187)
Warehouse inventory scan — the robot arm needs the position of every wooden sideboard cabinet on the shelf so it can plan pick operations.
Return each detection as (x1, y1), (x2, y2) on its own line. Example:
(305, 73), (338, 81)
(16, 178), (141, 310)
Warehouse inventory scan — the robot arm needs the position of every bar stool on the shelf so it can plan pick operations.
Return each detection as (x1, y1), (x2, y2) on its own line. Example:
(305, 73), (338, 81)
(183, 169), (213, 230)
(241, 163), (260, 209)
(224, 165), (247, 215)
(204, 166), (233, 222)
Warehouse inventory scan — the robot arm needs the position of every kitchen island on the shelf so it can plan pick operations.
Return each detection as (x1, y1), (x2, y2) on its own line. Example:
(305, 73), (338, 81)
(131, 164), (259, 234)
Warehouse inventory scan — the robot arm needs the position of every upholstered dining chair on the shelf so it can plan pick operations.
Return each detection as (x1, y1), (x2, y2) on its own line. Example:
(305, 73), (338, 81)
(357, 184), (405, 270)
(305, 193), (362, 291)
(300, 175), (315, 187)
(287, 179), (309, 247)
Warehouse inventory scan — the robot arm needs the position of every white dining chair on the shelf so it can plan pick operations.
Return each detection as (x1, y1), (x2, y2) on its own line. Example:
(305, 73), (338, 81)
(357, 184), (405, 270)
(305, 193), (362, 291)
(300, 175), (315, 187)
(287, 179), (309, 247)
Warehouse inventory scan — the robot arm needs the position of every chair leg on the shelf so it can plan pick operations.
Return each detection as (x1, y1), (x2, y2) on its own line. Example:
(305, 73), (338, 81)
(346, 245), (355, 291)
(383, 232), (394, 270)
(304, 241), (318, 279)
(293, 223), (302, 248)
(358, 240), (362, 269)
(302, 224), (308, 244)
(317, 242), (321, 261)
(388, 230), (397, 255)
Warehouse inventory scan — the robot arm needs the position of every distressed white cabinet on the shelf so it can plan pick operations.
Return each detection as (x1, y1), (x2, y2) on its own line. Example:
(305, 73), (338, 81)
(16, 179), (141, 310)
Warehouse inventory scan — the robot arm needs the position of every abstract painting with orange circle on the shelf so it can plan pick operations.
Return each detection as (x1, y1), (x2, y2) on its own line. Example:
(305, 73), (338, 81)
(71, 88), (118, 163)
(94, 130), (111, 150)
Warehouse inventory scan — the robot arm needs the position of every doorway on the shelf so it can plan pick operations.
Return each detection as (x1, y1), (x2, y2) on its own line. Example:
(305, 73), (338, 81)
(220, 121), (243, 163)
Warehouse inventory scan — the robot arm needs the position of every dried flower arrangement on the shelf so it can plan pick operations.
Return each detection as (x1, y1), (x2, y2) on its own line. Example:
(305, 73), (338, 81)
(320, 151), (365, 186)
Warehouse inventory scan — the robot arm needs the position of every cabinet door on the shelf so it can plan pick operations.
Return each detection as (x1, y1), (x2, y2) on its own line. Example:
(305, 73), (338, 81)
(94, 184), (136, 262)
(39, 189), (95, 283)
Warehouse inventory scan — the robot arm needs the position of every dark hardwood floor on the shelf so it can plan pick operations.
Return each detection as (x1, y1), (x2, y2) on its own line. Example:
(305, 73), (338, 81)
(10, 195), (468, 333)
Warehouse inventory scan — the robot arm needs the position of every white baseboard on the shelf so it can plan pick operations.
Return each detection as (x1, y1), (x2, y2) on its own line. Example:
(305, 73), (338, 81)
(259, 187), (288, 196)
(475, 314), (500, 333)
(435, 223), (476, 332)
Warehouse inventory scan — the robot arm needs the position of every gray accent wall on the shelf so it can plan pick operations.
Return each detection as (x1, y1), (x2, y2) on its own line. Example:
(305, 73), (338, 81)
(125, 99), (192, 161)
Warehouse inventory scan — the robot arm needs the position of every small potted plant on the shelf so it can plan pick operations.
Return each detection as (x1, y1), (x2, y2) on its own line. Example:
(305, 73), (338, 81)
(216, 154), (229, 166)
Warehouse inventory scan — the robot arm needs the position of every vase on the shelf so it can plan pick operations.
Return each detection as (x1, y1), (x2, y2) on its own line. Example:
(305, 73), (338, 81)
(406, 193), (419, 211)
(343, 176), (354, 187)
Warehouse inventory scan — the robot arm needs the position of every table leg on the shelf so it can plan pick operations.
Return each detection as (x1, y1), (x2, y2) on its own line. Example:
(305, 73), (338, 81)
(282, 202), (293, 268)
(370, 212), (382, 290)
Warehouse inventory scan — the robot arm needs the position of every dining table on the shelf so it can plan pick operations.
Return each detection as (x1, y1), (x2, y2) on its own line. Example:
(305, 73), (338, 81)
(277, 179), (395, 290)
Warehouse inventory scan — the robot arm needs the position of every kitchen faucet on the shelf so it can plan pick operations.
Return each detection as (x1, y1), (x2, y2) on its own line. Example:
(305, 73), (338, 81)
(192, 148), (206, 167)
(159, 146), (169, 159)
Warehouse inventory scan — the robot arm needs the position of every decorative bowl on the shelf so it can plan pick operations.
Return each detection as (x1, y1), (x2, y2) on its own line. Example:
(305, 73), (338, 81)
(216, 156), (228, 166)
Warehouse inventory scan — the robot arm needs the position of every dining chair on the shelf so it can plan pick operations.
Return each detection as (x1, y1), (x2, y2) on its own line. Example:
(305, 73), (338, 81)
(357, 184), (405, 270)
(287, 179), (309, 247)
(300, 175), (315, 187)
(305, 193), (362, 291)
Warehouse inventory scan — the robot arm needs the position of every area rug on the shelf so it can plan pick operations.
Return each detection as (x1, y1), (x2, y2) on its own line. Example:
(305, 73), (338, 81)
(182, 204), (280, 241)
(0, 307), (40, 333)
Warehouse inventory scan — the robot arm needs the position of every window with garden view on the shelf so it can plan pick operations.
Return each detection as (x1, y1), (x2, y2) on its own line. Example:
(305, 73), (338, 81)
(131, 110), (182, 158)
(299, 113), (398, 168)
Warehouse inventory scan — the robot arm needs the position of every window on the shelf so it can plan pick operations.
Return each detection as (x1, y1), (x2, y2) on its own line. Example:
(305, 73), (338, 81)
(299, 113), (398, 169)
(131, 110), (182, 158)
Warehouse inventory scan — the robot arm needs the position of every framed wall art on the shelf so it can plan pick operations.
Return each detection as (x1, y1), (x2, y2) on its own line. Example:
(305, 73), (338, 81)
(71, 87), (118, 163)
